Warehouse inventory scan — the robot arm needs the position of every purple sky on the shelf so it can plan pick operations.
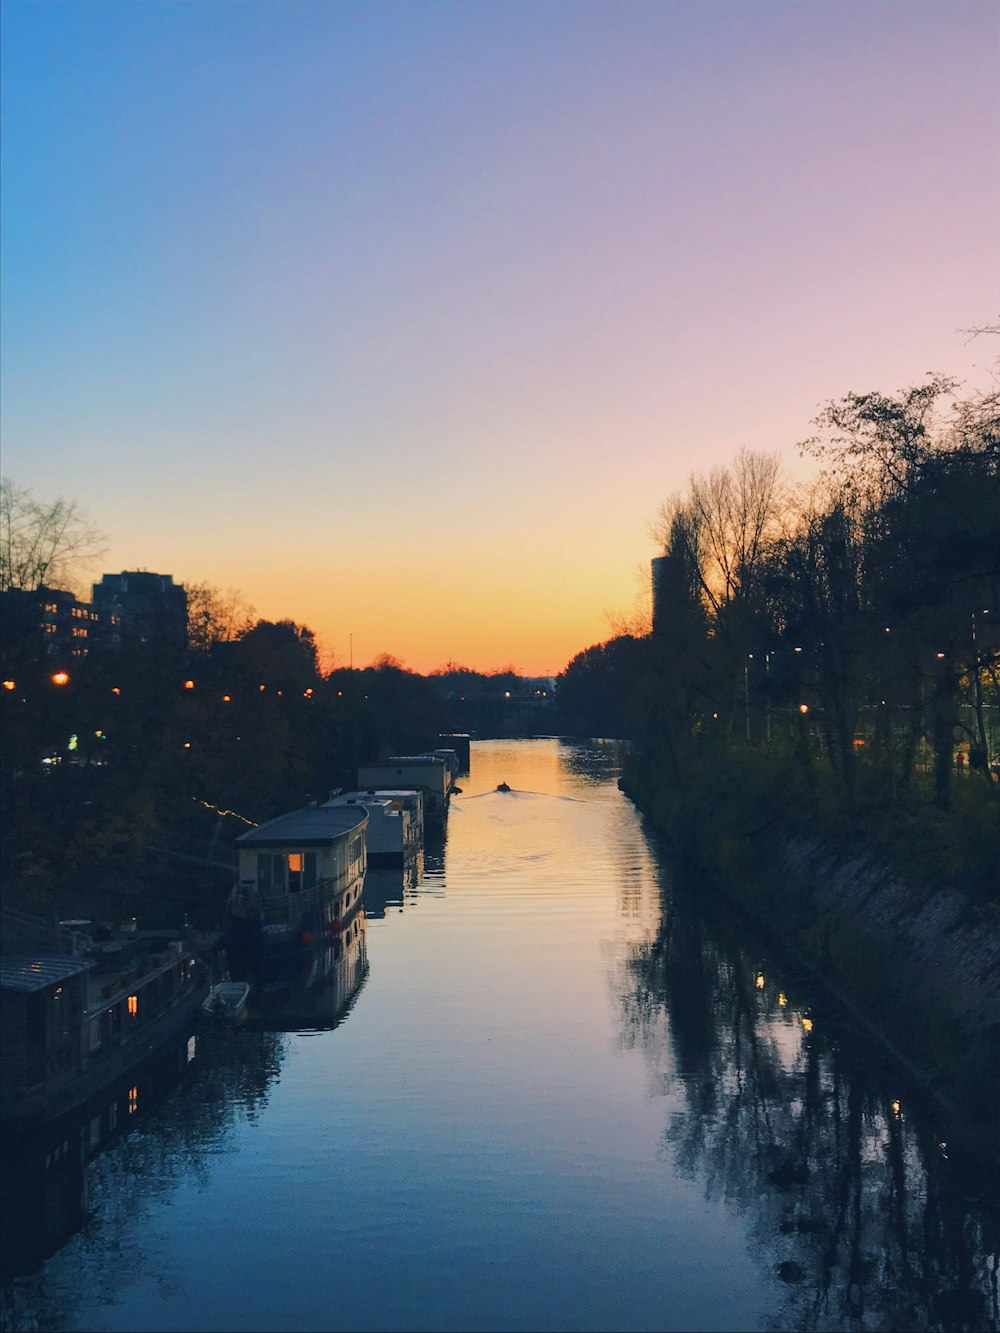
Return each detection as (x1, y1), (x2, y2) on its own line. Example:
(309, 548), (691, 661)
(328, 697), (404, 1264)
(2, 1), (997, 673)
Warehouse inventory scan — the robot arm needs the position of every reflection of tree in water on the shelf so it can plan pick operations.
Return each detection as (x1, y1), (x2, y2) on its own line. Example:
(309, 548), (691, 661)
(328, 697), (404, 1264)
(0, 1027), (285, 1333)
(620, 868), (999, 1332)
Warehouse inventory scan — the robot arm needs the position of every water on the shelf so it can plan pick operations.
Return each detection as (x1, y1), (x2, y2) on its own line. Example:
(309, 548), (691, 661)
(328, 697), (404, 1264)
(2, 739), (997, 1332)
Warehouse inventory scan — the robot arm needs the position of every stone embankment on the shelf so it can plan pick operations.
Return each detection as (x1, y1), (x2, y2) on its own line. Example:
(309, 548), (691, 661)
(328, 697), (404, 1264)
(774, 835), (1000, 1162)
(621, 765), (1000, 1164)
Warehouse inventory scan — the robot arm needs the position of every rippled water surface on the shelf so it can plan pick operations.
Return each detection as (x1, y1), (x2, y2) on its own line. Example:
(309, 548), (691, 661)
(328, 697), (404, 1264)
(3, 740), (997, 1332)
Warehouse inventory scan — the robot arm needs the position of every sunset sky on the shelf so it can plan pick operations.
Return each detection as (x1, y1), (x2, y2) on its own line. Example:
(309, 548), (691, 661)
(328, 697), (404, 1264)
(2, 1), (997, 676)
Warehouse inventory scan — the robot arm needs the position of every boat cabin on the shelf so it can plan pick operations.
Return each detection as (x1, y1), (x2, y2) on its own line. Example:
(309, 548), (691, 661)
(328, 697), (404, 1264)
(357, 757), (450, 828)
(1, 931), (202, 1124)
(230, 805), (368, 950)
(325, 790), (422, 863)
(1, 956), (92, 1112)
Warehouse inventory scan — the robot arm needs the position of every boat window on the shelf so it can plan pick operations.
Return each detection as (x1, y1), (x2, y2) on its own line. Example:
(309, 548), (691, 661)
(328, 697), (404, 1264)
(288, 851), (303, 893)
(304, 851), (317, 889)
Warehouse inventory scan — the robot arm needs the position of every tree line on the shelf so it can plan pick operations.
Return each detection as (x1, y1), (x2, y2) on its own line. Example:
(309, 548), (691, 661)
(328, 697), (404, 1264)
(557, 370), (999, 895)
(0, 498), (547, 921)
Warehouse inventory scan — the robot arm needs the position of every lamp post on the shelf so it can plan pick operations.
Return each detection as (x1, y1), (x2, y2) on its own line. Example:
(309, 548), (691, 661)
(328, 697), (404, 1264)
(971, 608), (990, 773)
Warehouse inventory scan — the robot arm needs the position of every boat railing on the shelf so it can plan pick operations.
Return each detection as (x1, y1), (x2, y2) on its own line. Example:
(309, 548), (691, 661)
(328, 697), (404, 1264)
(233, 876), (339, 926)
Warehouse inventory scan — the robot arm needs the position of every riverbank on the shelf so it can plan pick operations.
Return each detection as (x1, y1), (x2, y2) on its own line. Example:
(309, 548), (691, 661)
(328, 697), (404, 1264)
(620, 748), (1000, 1168)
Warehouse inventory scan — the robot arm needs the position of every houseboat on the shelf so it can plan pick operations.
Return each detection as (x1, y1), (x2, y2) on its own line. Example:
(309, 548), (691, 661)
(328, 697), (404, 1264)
(357, 756), (451, 830)
(436, 733), (471, 774)
(227, 803), (367, 966)
(1, 925), (208, 1126)
(428, 747), (462, 790)
(324, 789), (421, 864)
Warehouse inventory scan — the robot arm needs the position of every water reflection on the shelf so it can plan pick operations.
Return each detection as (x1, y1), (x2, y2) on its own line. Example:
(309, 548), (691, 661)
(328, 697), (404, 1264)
(4, 739), (997, 1333)
(363, 854), (424, 919)
(1, 1031), (205, 1286)
(248, 915), (368, 1033)
(0, 1024), (285, 1332)
(620, 845), (1000, 1332)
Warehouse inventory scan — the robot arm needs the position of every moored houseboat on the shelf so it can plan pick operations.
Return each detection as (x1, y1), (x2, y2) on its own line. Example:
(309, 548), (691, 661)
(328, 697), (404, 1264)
(356, 756), (451, 830)
(428, 747), (462, 790)
(324, 789), (421, 864)
(1, 927), (208, 1126)
(227, 804), (367, 965)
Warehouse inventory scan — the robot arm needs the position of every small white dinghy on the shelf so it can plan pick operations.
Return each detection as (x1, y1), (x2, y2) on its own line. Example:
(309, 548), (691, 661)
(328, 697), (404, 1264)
(202, 980), (251, 1023)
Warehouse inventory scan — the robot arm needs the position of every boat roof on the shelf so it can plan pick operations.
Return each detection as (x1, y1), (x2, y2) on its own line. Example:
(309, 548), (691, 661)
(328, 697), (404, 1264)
(364, 755), (446, 767)
(1, 954), (94, 992)
(236, 804), (367, 849)
(360, 788), (423, 803)
(327, 790), (394, 807)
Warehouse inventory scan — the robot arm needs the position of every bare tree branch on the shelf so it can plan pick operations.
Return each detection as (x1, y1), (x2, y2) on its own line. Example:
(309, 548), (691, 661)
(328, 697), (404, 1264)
(0, 477), (107, 595)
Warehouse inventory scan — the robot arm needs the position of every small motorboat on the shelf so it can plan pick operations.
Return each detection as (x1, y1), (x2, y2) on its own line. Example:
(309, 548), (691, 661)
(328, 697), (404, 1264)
(202, 980), (251, 1023)
(496, 782), (511, 792)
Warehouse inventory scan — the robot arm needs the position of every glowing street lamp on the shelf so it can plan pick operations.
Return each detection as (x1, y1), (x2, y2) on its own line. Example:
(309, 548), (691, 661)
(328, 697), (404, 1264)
(52, 671), (70, 686)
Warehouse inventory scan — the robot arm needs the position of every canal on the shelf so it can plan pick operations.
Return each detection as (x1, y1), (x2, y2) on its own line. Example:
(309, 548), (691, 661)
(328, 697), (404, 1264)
(2, 738), (997, 1332)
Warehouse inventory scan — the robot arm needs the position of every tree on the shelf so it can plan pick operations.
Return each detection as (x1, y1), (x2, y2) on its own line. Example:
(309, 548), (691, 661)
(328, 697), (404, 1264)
(798, 374), (1000, 805)
(225, 619), (320, 693)
(185, 582), (256, 652)
(1, 478), (107, 594)
(652, 449), (785, 620)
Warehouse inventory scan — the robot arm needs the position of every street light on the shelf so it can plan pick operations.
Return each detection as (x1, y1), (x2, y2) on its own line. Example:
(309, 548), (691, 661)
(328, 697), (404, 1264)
(52, 671), (70, 686)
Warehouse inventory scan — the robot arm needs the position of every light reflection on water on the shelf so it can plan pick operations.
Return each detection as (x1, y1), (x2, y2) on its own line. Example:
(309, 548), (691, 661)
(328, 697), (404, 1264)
(2, 739), (997, 1333)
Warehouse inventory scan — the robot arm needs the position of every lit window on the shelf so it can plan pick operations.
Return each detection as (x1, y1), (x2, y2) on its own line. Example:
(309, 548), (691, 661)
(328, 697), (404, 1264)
(128, 1086), (138, 1114)
(127, 994), (138, 1016)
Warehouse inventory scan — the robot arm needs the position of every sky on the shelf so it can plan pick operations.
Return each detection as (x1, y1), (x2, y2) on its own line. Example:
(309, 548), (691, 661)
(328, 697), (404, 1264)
(2, 1), (997, 676)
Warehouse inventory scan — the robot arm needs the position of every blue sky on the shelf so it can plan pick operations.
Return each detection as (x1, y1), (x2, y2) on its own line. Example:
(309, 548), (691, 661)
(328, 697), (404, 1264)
(2, 1), (997, 671)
